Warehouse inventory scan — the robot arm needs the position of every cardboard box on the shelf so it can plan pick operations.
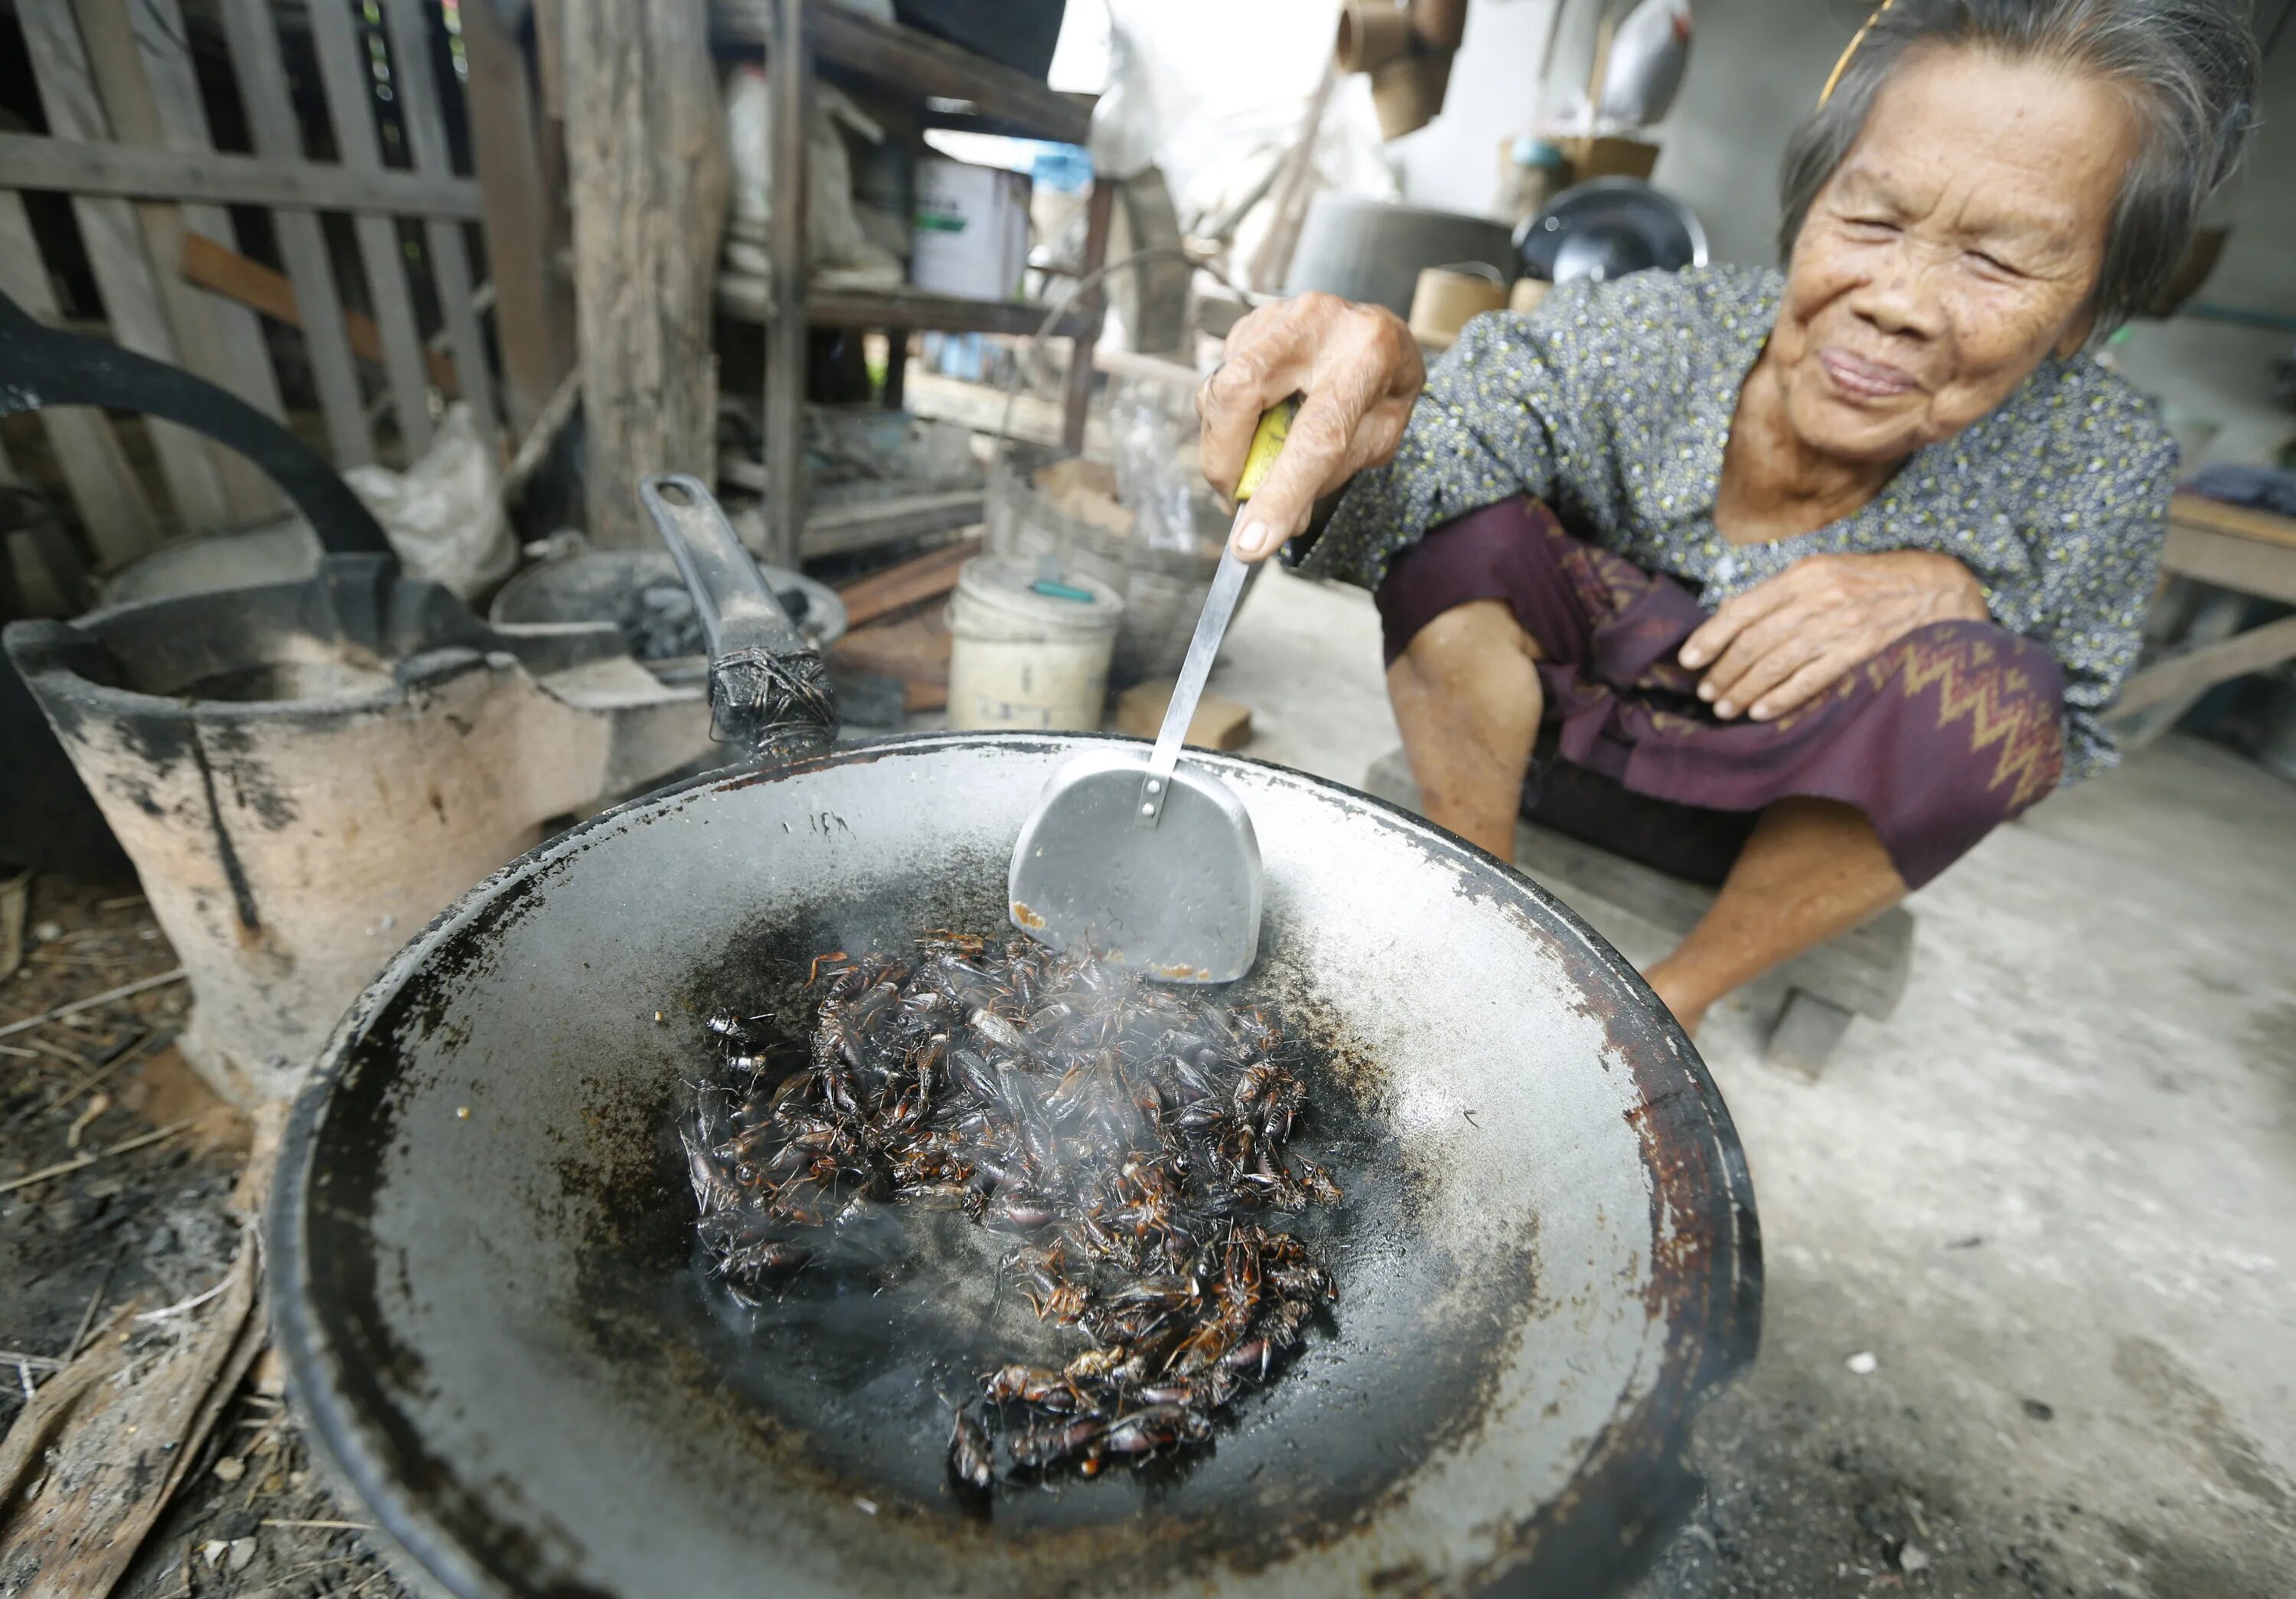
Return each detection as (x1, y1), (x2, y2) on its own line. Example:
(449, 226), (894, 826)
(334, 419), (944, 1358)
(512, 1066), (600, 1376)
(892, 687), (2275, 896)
(1557, 134), (1661, 184)
(911, 157), (1032, 301)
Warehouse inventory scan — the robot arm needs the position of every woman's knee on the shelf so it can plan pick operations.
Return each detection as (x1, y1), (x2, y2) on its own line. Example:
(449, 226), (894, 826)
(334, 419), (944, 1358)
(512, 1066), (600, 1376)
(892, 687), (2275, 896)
(1386, 599), (1545, 736)
(1401, 599), (1545, 676)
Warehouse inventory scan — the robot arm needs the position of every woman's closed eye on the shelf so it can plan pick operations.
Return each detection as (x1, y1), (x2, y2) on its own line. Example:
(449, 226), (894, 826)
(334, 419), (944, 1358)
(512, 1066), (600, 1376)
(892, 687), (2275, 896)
(1964, 248), (2030, 280)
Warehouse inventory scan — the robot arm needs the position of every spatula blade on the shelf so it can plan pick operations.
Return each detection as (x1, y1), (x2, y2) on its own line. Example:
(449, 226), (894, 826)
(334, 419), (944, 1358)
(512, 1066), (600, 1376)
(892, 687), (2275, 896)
(1008, 748), (1261, 984)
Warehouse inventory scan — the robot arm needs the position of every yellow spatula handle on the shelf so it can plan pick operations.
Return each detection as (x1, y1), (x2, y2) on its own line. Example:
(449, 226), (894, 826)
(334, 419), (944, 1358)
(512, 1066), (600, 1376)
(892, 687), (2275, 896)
(1234, 400), (1297, 502)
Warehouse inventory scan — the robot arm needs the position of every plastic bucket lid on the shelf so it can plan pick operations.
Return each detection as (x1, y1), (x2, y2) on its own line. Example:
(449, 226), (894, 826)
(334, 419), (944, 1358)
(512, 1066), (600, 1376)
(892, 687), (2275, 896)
(947, 556), (1124, 644)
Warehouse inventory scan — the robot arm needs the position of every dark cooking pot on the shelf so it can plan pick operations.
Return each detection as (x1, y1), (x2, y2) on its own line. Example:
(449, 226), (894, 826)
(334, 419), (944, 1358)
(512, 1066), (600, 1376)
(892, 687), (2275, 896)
(270, 480), (1759, 1597)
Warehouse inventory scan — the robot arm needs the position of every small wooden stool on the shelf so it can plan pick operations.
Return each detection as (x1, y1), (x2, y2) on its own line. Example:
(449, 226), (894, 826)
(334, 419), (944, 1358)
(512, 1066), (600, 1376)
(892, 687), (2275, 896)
(1362, 749), (1915, 1075)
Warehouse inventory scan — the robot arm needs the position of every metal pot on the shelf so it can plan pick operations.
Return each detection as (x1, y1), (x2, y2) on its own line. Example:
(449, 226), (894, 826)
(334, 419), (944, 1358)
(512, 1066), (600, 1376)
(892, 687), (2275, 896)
(270, 481), (1759, 1597)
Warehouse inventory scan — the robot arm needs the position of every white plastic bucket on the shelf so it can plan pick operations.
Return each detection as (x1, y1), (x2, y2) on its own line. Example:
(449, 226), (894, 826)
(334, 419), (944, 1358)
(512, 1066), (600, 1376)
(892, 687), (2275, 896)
(945, 556), (1124, 732)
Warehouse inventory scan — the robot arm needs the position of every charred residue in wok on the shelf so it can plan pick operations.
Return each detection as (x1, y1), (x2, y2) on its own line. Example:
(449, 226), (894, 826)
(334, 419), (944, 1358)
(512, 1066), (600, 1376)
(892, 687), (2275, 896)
(555, 883), (1541, 1573)
(681, 931), (1345, 1490)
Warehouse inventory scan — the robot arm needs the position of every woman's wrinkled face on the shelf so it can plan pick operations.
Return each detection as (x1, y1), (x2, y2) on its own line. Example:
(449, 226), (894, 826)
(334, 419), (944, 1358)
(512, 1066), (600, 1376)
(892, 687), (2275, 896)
(1773, 47), (2138, 465)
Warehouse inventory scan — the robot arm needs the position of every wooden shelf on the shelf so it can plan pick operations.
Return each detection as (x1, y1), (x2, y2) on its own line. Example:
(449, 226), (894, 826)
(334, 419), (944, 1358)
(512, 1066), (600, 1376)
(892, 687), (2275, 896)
(710, 1), (1094, 145)
(716, 273), (1091, 338)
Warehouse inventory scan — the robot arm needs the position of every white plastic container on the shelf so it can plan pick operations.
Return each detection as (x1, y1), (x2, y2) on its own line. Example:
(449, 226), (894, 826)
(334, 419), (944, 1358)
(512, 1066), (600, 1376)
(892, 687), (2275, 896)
(911, 156), (1032, 300)
(945, 556), (1124, 732)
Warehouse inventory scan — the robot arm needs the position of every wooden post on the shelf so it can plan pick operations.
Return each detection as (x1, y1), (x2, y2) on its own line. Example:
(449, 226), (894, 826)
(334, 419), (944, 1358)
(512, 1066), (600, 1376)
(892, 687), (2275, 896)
(762, 0), (809, 567)
(563, 0), (727, 546)
(1061, 178), (1117, 455)
(461, 0), (575, 440)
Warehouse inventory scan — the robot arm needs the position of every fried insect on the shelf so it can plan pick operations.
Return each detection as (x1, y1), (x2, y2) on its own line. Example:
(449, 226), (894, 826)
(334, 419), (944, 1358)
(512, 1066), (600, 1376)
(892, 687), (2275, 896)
(680, 932), (1344, 1488)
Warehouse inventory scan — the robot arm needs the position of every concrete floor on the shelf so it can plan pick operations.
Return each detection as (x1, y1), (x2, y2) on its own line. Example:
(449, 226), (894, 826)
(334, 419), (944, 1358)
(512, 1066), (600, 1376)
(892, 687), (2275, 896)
(1215, 563), (2296, 1597)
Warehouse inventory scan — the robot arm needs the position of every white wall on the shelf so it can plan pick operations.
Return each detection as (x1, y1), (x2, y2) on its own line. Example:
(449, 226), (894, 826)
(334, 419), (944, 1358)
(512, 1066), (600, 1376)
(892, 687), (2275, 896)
(1387, 0), (1567, 216)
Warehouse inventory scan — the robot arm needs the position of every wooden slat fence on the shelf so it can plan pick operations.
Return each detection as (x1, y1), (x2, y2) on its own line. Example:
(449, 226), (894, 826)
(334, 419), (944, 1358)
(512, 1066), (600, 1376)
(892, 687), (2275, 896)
(0, 0), (570, 578)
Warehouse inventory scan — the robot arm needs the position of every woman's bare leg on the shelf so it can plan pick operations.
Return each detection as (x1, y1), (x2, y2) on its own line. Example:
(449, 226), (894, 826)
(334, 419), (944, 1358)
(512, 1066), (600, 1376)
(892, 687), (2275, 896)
(1388, 603), (1907, 1036)
(1643, 797), (1908, 1034)
(1384, 599), (1545, 860)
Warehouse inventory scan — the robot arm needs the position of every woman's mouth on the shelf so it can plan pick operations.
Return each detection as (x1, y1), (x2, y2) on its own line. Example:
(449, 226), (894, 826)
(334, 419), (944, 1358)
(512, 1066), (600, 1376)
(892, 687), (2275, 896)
(1818, 348), (1920, 402)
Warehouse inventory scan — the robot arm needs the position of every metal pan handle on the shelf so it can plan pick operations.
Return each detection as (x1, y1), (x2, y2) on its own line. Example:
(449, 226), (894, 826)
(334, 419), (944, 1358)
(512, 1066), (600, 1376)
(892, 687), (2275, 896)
(0, 289), (392, 556)
(640, 472), (837, 761)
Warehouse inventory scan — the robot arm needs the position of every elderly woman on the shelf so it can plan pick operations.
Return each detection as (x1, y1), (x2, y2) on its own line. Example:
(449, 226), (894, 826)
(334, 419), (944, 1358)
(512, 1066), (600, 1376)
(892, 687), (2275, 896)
(1199, 0), (2257, 1033)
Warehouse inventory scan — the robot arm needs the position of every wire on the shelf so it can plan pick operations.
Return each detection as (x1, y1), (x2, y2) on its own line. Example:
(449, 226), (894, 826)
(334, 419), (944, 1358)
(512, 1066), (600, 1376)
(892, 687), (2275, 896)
(987, 246), (1254, 466)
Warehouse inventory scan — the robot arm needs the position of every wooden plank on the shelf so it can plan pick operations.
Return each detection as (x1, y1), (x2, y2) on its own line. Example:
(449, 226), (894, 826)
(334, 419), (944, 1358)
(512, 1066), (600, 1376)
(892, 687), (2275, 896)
(710, 1), (1095, 145)
(383, 0), (500, 440)
(180, 233), (458, 394)
(215, 0), (373, 467)
(716, 271), (1094, 338)
(2111, 612), (2296, 720)
(763, 0), (808, 569)
(1114, 680), (1254, 749)
(73, 0), (277, 519)
(800, 491), (983, 558)
(0, 196), (162, 562)
(2170, 491), (2296, 553)
(832, 534), (982, 628)
(533, 0), (568, 120)
(0, 132), (488, 218)
(1062, 178), (1117, 454)
(2112, 585), (2245, 751)
(460, 0), (572, 440)
(20, 0), (227, 532)
(1765, 990), (1857, 1079)
(564, 0), (725, 543)
(902, 368), (1112, 456)
(2158, 521), (2296, 609)
(305, 0), (434, 456)
(828, 605), (951, 703)
(114, 0), (285, 438)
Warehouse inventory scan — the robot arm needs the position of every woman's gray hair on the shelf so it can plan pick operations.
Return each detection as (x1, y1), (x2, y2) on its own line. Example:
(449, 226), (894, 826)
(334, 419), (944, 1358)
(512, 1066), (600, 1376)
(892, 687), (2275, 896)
(1777, 0), (2258, 333)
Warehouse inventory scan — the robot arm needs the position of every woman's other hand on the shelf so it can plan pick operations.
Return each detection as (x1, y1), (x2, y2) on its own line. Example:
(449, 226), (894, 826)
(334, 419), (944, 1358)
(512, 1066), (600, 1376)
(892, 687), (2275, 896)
(1679, 551), (1990, 722)
(1198, 292), (1425, 562)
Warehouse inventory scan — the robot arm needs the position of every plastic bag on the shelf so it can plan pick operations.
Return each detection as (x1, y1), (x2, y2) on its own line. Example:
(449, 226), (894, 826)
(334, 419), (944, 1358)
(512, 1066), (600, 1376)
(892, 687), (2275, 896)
(1107, 376), (1206, 555)
(722, 67), (903, 286)
(343, 403), (517, 600)
(1088, 14), (1159, 183)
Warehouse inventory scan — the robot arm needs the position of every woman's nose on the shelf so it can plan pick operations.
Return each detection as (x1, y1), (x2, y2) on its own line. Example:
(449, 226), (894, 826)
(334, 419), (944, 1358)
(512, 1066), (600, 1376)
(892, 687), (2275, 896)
(1853, 245), (1948, 341)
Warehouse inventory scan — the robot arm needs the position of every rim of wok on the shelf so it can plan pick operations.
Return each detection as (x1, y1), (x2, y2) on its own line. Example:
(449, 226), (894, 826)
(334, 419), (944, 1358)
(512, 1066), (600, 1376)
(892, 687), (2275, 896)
(269, 730), (1763, 1597)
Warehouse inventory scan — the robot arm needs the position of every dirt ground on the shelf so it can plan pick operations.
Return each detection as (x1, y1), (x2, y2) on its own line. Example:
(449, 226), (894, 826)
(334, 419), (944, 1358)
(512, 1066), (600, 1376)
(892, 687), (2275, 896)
(1, 873), (407, 1599)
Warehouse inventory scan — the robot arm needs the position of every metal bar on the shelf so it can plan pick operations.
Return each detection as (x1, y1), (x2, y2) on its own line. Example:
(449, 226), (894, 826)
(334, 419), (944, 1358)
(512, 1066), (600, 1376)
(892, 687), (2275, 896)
(19, 0), (228, 530)
(383, 0), (501, 439)
(307, 0), (435, 456)
(215, 0), (374, 467)
(0, 132), (488, 218)
(763, 0), (808, 567)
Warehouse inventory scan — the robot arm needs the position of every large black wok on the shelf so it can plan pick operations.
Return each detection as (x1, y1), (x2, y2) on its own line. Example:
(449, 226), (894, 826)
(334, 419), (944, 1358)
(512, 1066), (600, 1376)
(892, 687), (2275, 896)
(270, 483), (1760, 1598)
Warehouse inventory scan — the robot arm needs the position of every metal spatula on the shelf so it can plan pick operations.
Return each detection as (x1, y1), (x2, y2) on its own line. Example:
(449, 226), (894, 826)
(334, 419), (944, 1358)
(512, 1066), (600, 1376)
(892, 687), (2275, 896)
(1007, 403), (1295, 984)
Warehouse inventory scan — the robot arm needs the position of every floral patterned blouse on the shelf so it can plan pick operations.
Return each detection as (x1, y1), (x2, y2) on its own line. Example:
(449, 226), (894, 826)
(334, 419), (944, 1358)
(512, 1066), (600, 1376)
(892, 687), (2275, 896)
(1297, 263), (2177, 782)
